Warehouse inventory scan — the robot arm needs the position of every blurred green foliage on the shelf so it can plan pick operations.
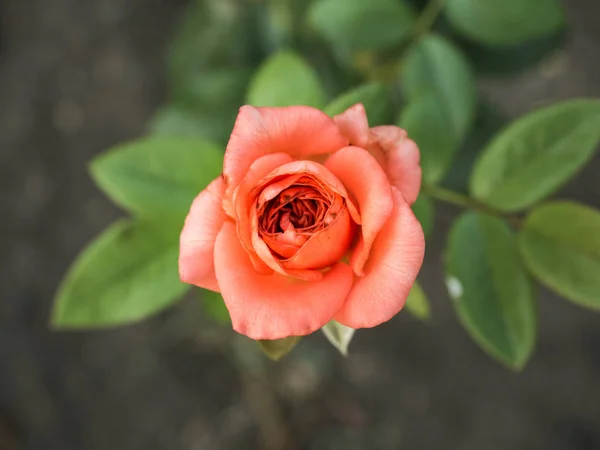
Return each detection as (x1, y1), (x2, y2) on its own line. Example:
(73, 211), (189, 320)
(405, 282), (431, 321)
(324, 83), (393, 126)
(412, 194), (435, 238)
(444, 0), (565, 46)
(399, 34), (476, 184)
(247, 50), (327, 107)
(308, 0), (415, 52)
(54, 0), (600, 367)
(201, 290), (231, 324)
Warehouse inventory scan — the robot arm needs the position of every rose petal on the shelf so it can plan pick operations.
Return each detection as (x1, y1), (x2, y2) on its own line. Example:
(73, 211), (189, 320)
(334, 103), (386, 168)
(262, 233), (306, 259)
(335, 187), (425, 328)
(257, 174), (303, 207)
(223, 105), (349, 213)
(215, 221), (354, 340)
(282, 205), (355, 270)
(371, 126), (422, 205)
(256, 160), (361, 224)
(179, 176), (227, 292)
(334, 103), (370, 149)
(325, 146), (393, 276)
(233, 152), (295, 256)
(247, 160), (361, 279)
(251, 205), (324, 281)
(334, 105), (422, 206)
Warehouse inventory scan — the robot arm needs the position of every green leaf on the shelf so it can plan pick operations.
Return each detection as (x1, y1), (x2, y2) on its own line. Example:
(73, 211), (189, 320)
(442, 101), (508, 194)
(90, 137), (223, 220)
(445, 0), (565, 47)
(324, 83), (392, 126)
(246, 50), (326, 108)
(153, 69), (248, 146)
(168, 0), (208, 85)
(470, 99), (600, 212)
(321, 321), (355, 356)
(258, 336), (301, 361)
(148, 108), (208, 138)
(412, 194), (434, 238)
(519, 202), (600, 310)
(308, 0), (414, 52)
(402, 34), (476, 141)
(258, 0), (308, 51)
(148, 107), (236, 145)
(201, 289), (231, 324)
(400, 34), (476, 184)
(52, 220), (188, 328)
(399, 93), (455, 184)
(405, 281), (431, 321)
(446, 212), (537, 369)
(457, 32), (566, 77)
(167, 0), (255, 92)
(172, 69), (251, 111)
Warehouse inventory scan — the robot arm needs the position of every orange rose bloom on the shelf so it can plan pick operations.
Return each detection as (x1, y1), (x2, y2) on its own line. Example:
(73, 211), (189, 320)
(179, 104), (425, 340)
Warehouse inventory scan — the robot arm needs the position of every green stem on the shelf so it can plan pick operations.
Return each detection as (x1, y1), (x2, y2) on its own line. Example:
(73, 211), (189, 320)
(421, 184), (524, 228)
(411, 0), (448, 41)
(265, 0), (291, 45)
(373, 0), (447, 71)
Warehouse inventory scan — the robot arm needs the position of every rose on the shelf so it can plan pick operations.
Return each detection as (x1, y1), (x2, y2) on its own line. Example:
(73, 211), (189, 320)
(179, 104), (425, 340)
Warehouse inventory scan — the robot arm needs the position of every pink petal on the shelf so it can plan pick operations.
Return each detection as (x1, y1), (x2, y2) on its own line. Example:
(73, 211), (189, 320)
(333, 105), (422, 206)
(282, 206), (356, 270)
(223, 105), (349, 214)
(335, 187), (425, 328)
(371, 126), (422, 205)
(250, 206), (325, 281)
(325, 146), (394, 275)
(214, 222), (354, 340)
(245, 159), (362, 280)
(233, 152), (295, 256)
(254, 159), (361, 223)
(179, 176), (227, 292)
(333, 103), (371, 149)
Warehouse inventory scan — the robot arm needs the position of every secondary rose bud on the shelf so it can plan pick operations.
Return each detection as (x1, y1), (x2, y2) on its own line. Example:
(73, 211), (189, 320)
(179, 104), (425, 340)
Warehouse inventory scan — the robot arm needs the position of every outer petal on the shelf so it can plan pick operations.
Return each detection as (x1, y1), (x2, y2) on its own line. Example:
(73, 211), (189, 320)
(223, 105), (349, 213)
(371, 126), (422, 205)
(233, 152), (295, 253)
(333, 105), (422, 206)
(335, 188), (425, 328)
(215, 222), (354, 340)
(333, 103), (370, 149)
(325, 146), (393, 276)
(179, 177), (227, 292)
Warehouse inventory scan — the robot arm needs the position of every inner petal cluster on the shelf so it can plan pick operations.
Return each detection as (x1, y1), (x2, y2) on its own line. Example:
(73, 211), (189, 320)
(256, 174), (349, 264)
(261, 186), (326, 232)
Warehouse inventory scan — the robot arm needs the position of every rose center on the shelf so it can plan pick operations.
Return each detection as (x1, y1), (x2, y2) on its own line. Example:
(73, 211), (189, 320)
(254, 173), (349, 261)
(259, 185), (329, 234)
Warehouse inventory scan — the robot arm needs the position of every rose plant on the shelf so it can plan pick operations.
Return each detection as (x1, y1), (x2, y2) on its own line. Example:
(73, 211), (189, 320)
(52, 0), (600, 368)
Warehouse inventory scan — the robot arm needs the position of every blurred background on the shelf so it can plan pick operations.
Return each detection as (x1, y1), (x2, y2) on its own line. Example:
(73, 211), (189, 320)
(1, 0), (600, 449)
